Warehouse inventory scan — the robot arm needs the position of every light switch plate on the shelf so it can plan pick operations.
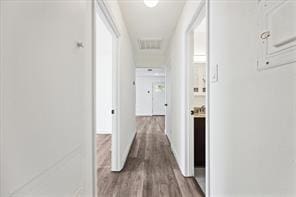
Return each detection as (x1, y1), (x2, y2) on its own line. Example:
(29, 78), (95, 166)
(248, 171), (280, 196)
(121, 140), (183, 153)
(210, 64), (219, 83)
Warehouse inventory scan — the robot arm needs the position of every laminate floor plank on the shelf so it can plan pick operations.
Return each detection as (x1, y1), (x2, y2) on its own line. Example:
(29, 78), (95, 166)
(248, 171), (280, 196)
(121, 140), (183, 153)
(97, 116), (204, 197)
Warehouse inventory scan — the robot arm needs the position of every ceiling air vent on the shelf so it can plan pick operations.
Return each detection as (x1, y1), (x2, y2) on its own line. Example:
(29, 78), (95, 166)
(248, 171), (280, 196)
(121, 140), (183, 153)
(138, 38), (162, 50)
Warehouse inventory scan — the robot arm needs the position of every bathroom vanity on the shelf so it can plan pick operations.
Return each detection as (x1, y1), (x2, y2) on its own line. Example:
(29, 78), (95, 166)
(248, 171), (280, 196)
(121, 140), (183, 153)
(194, 116), (205, 167)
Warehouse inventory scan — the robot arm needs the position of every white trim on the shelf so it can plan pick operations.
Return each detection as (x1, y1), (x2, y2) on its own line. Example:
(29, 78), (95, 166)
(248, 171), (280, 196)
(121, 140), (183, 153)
(111, 28), (121, 172)
(91, 2), (96, 196)
(185, 0), (206, 176)
(119, 132), (136, 170)
(96, 0), (120, 38)
(93, 0), (121, 196)
(0, 1), (3, 195)
(184, 0), (211, 196)
(167, 134), (185, 176)
(172, 142), (185, 175)
(205, 1), (211, 195)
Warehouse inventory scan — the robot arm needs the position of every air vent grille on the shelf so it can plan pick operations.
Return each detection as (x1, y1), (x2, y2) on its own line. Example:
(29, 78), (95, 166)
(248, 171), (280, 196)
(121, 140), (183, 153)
(138, 39), (162, 50)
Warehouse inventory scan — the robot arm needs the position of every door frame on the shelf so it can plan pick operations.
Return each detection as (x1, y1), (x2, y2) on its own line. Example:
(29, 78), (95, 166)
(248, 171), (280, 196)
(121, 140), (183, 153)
(184, 0), (210, 196)
(164, 60), (171, 136)
(0, 1), (3, 196)
(93, 0), (121, 195)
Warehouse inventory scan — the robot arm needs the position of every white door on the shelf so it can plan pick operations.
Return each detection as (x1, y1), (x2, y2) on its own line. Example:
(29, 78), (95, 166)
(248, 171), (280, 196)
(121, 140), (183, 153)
(136, 77), (153, 116)
(0, 1), (92, 196)
(152, 82), (166, 115)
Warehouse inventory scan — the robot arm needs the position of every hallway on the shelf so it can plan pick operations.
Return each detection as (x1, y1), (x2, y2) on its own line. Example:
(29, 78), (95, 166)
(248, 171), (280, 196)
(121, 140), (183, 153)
(97, 116), (204, 197)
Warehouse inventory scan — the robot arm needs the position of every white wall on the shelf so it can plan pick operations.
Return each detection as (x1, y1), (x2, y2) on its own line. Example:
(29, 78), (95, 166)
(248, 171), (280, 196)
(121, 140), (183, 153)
(209, 1), (296, 196)
(136, 76), (165, 116)
(194, 18), (206, 57)
(168, 0), (296, 196)
(96, 11), (113, 134)
(167, 0), (202, 176)
(0, 0), (136, 195)
(135, 54), (166, 68)
(0, 1), (93, 196)
(105, 0), (136, 169)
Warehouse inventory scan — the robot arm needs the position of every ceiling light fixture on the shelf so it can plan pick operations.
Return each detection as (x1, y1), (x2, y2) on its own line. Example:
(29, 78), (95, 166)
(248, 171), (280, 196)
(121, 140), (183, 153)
(144, 0), (159, 8)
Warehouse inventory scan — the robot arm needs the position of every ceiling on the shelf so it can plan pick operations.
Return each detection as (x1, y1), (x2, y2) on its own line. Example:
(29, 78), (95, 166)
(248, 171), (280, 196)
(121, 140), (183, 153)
(118, 0), (186, 67)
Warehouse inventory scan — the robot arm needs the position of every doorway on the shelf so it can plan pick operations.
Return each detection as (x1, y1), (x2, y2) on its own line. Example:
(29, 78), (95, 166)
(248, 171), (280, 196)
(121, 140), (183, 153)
(95, 0), (120, 189)
(185, 1), (208, 195)
(135, 68), (166, 117)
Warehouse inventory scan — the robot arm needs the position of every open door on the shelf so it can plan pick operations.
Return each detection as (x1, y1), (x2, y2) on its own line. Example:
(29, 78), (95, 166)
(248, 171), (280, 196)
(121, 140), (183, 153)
(185, 1), (207, 194)
(95, 0), (120, 173)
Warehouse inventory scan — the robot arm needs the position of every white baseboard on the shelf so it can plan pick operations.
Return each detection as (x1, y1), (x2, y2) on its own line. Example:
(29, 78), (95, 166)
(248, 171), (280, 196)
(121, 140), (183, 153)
(166, 134), (186, 176)
(119, 131), (136, 171)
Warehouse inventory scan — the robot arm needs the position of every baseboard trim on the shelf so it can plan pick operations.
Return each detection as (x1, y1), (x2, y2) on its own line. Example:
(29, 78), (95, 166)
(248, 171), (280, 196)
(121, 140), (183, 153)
(118, 131), (136, 171)
(166, 134), (186, 177)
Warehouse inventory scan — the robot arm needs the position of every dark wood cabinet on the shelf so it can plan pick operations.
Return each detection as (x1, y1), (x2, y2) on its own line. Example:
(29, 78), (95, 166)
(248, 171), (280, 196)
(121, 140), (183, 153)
(194, 117), (205, 167)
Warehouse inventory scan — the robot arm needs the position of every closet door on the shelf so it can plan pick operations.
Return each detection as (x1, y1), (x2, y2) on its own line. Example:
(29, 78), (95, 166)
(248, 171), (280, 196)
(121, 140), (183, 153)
(152, 82), (165, 116)
(258, 0), (296, 70)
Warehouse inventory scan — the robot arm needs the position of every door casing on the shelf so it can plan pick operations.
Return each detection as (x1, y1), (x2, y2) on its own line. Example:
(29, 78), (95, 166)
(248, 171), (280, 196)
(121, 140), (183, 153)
(94, 0), (121, 196)
(184, 0), (210, 196)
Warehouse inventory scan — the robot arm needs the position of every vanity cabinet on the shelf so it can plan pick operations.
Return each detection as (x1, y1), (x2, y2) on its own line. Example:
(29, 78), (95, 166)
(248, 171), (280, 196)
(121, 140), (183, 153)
(194, 117), (205, 167)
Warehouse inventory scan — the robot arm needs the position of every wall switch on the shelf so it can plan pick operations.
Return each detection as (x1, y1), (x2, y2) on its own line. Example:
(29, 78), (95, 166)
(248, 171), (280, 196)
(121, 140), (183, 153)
(211, 64), (219, 83)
